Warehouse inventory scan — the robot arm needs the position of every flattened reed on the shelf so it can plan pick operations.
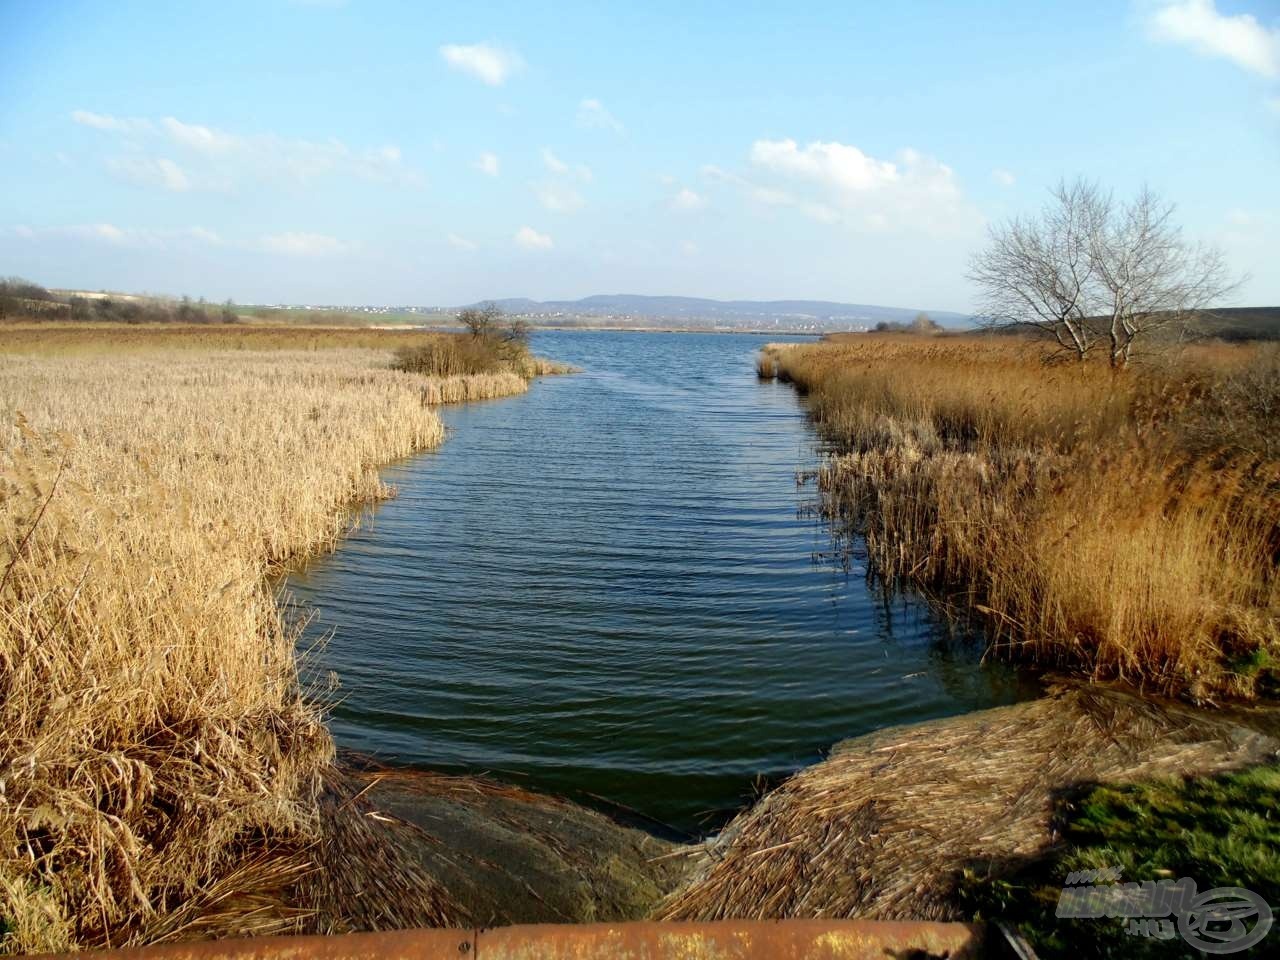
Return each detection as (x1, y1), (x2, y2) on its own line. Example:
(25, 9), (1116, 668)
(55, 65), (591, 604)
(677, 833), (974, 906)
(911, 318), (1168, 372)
(660, 684), (1278, 922)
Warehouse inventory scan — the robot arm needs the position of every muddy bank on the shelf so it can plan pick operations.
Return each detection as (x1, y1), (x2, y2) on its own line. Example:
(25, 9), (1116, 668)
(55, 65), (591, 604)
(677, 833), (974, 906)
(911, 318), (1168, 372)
(657, 682), (1278, 921)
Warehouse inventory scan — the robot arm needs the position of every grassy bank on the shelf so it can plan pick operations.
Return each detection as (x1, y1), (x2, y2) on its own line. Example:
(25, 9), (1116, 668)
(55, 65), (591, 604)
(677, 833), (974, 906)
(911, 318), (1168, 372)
(760, 335), (1280, 699)
(0, 327), (561, 951)
(959, 761), (1280, 957)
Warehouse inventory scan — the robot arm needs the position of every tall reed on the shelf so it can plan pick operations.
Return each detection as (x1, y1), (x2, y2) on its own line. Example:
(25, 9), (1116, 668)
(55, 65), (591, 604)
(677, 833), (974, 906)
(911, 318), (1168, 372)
(0, 337), (550, 951)
(765, 335), (1280, 698)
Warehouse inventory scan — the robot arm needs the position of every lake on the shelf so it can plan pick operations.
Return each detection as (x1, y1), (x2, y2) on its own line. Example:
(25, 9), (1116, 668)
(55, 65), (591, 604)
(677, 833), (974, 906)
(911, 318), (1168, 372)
(287, 330), (1034, 833)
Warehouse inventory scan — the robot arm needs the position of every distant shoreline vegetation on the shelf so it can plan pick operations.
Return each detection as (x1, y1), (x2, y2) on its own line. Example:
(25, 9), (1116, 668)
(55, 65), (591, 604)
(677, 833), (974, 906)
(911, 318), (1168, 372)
(0, 277), (240, 325)
(6, 278), (1277, 340)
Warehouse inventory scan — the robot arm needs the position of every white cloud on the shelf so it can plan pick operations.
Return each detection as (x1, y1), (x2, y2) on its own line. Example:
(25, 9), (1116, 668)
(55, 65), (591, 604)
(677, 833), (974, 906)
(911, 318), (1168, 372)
(680, 240), (699, 256)
(81, 223), (127, 244)
(258, 232), (349, 256)
(71, 110), (152, 133)
(106, 156), (192, 192)
(50, 223), (141, 246)
(439, 43), (522, 86)
(670, 187), (706, 211)
(185, 227), (222, 244)
(577, 98), (624, 133)
(541, 148), (569, 174)
(750, 138), (900, 192)
(514, 226), (553, 249)
(541, 148), (592, 181)
(992, 168), (1016, 187)
(533, 181), (585, 212)
(701, 164), (748, 187)
(161, 116), (239, 153)
(12, 222), (225, 249)
(475, 151), (500, 176)
(73, 110), (421, 190)
(447, 232), (478, 251)
(532, 149), (591, 212)
(708, 139), (976, 235)
(1148, 0), (1279, 78)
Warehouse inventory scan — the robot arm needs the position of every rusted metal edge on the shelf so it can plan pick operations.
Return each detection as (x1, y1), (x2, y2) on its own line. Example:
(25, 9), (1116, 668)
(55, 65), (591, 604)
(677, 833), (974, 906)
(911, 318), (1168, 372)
(40, 919), (987, 959)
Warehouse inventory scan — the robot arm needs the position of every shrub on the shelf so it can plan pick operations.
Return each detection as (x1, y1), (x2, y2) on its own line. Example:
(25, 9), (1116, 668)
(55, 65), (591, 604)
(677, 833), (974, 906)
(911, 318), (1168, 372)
(392, 333), (529, 378)
(392, 306), (535, 379)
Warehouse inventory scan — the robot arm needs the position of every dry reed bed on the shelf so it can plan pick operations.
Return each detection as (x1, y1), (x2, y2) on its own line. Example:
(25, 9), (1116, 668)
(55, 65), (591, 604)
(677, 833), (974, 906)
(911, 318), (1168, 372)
(0, 323), (454, 354)
(761, 336), (1280, 698)
(660, 684), (1278, 921)
(0, 342), (539, 951)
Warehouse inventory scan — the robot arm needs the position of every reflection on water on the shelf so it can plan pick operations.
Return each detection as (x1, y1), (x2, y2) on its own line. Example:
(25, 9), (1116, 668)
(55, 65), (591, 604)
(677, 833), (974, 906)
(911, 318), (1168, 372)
(288, 331), (1035, 832)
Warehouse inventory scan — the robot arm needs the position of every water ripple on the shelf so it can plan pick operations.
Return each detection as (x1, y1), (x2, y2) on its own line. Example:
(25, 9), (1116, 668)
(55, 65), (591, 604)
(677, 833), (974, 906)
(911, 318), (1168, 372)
(288, 331), (1034, 831)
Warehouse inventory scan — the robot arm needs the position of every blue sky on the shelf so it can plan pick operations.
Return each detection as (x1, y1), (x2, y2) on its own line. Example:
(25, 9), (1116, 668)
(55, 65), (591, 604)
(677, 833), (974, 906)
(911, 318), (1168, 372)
(1, 0), (1276, 310)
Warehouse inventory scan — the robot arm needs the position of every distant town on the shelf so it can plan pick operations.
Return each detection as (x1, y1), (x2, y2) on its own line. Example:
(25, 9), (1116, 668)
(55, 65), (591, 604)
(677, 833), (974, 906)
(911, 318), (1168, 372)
(255, 305), (875, 333)
(242, 294), (974, 333)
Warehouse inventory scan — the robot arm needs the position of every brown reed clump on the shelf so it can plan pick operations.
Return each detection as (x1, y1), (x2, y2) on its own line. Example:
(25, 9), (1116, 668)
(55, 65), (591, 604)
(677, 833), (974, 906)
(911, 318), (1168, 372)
(763, 334), (1280, 699)
(0, 334), (555, 952)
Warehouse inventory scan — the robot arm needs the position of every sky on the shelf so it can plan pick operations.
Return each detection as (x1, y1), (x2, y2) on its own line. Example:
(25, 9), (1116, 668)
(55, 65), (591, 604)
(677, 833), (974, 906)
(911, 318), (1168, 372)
(0, 0), (1277, 312)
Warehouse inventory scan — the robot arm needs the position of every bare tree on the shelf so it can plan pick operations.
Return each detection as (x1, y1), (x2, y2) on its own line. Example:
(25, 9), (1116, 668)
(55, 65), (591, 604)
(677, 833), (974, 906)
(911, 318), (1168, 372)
(458, 301), (503, 338)
(458, 301), (530, 345)
(456, 301), (531, 368)
(971, 179), (1239, 368)
(970, 179), (1107, 362)
(1089, 187), (1238, 368)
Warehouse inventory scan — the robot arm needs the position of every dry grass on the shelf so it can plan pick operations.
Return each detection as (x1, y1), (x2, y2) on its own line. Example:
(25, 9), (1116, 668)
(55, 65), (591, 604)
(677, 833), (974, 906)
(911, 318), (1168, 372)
(0, 322), (447, 355)
(762, 335), (1280, 698)
(660, 683), (1278, 921)
(0, 329), (559, 951)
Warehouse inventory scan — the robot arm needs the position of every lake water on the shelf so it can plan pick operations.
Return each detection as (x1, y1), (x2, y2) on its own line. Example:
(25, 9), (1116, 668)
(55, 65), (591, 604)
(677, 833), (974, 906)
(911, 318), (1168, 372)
(288, 330), (1033, 833)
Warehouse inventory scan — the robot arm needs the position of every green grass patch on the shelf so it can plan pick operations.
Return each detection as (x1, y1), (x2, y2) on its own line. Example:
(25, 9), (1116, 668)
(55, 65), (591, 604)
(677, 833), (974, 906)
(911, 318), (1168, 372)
(959, 762), (1280, 957)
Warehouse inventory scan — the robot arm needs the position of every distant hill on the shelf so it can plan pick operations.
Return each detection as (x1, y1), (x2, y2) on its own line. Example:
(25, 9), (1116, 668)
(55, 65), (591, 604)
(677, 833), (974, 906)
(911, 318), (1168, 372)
(1188, 307), (1280, 342)
(475, 294), (972, 329)
(986, 308), (1280, 343)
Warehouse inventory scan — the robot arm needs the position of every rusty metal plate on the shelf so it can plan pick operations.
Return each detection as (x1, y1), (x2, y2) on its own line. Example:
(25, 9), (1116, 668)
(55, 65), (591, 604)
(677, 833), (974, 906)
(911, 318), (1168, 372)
(476, 920), (983, 958)
(40, 919), (984, 960)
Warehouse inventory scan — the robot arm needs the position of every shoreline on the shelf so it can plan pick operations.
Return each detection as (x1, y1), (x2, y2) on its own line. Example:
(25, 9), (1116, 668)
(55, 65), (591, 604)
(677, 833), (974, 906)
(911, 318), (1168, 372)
(300, 332), (1279, 930)
(327, 680), (1280, 927)
(298, 333), (1279, 931)
(6, 325), (1276, 950)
